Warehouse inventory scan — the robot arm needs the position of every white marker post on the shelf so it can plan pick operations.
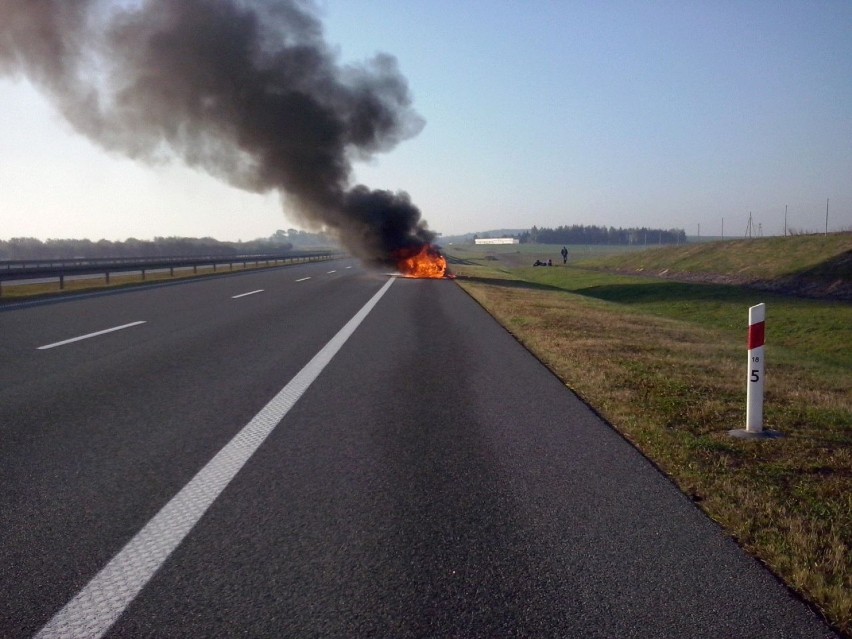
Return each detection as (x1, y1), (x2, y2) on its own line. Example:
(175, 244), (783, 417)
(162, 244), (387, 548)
(730, 302), (780, 439)
(746, 303), (765, 433)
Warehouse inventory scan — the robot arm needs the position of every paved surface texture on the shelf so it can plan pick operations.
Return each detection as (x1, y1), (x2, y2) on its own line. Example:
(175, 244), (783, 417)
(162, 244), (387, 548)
(0, 266), (836, 637)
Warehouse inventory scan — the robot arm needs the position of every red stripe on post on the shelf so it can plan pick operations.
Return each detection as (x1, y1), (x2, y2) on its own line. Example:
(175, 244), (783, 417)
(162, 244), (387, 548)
(748, 321), (765, 350)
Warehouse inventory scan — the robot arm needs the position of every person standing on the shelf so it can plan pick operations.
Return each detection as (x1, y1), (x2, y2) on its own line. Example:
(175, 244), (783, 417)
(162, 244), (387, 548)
(561, 246), (568, 264)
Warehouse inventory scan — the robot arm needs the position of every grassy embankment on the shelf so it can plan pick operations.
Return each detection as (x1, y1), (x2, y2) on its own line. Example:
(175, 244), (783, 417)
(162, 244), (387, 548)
(580, 233), (851, 298)
(447, 235), (851, 634)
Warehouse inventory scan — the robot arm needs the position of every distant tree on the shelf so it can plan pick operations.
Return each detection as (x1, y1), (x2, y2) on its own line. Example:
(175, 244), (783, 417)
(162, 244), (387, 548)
(270, 229), (289, 244)
(519, 224), (687, 246)
(7, 237), (43, 259)
(0, 234), (328, 260)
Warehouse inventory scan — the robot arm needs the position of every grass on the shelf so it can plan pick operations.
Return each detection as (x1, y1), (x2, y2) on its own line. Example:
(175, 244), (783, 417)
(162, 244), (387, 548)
(577, 233), (852, 283)
(447, 239), (851, 634)
(445, 242), (645, 269)
(515, 265), (851, 369)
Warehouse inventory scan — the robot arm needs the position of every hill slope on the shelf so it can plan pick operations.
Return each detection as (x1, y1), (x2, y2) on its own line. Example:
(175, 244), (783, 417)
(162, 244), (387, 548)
(577, 234), (851, 300)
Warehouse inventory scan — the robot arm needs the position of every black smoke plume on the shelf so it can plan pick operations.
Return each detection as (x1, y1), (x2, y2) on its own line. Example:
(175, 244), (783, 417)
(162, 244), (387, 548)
(0, 0), (435, 266)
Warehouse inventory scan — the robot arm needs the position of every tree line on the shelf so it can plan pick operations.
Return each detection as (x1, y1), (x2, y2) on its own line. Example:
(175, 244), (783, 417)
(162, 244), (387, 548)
(517, 225), (687, 245)
(0, 229), (335, 260)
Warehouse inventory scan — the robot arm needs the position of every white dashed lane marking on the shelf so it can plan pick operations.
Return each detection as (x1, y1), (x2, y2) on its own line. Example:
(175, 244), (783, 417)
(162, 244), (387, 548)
(37, 321), (147, 350)
(231, 289), (264, 299)
(35, 277), (397, 639)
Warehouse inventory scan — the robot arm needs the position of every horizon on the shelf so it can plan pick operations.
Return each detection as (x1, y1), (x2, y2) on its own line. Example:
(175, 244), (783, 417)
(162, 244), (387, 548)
(4, 225), (849, 248)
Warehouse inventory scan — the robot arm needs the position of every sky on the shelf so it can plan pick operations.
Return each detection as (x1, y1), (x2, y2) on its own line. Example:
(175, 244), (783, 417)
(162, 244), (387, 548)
(1, 0), (850, 242)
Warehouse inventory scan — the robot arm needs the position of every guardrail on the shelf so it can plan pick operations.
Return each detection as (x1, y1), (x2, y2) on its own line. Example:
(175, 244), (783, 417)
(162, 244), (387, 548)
(0, 251), (341, 296)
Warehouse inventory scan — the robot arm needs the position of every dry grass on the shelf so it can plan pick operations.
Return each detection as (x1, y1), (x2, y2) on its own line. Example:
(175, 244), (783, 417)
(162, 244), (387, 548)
(577, 233), (852, 282)
(453, 266), (851, 634)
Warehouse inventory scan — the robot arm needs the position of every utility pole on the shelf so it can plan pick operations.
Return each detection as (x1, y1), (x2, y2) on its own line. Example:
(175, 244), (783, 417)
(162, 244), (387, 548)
(784, 204), (787, 236)
(722, 217), (724, 239)
(826, 198), (829, 236)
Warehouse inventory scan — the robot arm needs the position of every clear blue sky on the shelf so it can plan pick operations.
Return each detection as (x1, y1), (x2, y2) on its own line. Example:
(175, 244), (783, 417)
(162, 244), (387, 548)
(1, 0), (850, 241)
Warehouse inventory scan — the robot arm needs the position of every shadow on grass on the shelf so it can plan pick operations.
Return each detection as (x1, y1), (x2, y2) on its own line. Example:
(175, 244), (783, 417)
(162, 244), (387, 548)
(789, 249), (851, 280)
(458, 273), (774, 306)
(446, 256), (479, 266)
(573, 280), (767, 306)
(455, 275), (567, 293)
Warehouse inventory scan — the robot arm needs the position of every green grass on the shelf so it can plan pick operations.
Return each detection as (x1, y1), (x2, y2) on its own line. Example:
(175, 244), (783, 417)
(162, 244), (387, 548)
(445, 242), (645, 268)
(509, 265), (852, 370)
(576, 233), (852, 283)
(446, 238), (852, 633)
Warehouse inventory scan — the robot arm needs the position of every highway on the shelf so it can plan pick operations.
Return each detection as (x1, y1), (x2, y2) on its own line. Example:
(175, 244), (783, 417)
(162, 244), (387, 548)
(0, 260), (836, 638)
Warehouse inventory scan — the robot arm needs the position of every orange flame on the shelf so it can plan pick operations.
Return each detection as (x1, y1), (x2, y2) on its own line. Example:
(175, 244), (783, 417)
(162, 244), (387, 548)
(396, 244), (448, 278)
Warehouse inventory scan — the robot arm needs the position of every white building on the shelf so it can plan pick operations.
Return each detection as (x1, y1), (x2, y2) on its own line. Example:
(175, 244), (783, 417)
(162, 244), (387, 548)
(474, 238), (519, 245)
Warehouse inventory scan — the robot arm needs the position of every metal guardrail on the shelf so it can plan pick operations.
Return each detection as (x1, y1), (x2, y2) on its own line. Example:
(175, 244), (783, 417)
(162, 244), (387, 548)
(0, 251), (340, 296)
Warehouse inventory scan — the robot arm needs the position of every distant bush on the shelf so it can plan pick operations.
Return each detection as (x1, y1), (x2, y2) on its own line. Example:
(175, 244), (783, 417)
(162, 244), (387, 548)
(519, 224), (686, 245)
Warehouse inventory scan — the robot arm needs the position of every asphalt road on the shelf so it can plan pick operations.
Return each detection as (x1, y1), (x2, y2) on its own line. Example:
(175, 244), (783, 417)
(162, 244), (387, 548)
(0, 261), (837, 638)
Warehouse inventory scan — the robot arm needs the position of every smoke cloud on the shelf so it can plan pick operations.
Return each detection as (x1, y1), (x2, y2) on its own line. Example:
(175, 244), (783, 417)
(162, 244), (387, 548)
(0, 0), (435, 266)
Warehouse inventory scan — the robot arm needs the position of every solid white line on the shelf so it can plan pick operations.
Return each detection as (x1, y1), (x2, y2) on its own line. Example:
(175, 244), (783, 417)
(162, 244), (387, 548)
(295, 277), (311, 282)
(35, 276), (397, 639)
(37, 321), (147, 350)
(231, 289), (264, 299)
